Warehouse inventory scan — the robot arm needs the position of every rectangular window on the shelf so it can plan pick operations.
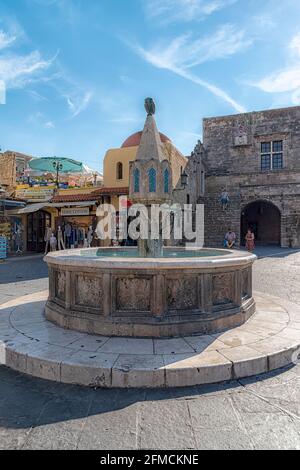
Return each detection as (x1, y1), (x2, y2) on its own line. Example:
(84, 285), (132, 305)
(272, 141), (283, 152)
(272, 153), (283, 169)
(261, 142), (271, 153)
(261, 154), (271, 171)
(261, 140), (283, 171)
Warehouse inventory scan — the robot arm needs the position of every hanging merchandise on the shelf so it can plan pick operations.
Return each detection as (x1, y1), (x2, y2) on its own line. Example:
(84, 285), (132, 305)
(50, 233), (57, 252)
(64, 222), (72, 249)
(13, 224), (23, 254)
(0, 236), (7, 260)
(57, 226), (65, 250)
(44, 226), (52, 254)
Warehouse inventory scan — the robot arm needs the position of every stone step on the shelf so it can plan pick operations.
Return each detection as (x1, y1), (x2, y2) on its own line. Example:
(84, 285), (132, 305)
(1, 291), (300, 388)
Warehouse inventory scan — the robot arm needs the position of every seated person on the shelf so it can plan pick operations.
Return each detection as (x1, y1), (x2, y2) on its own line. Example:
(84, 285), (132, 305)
(223, 229), (236, 248)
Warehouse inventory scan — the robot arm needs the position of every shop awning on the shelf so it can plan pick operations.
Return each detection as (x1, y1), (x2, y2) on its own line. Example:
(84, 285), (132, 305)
(7, 200), (98, 216)
(7, 200), (97, 215)
(0, 199), (26, 209)
(7, 202), (49, 215)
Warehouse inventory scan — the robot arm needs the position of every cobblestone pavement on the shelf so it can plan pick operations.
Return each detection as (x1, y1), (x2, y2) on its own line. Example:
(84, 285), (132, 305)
(0, 248), (300, 450)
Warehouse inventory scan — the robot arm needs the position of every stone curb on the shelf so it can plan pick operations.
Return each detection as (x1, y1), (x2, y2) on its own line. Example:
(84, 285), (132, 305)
(0, 290), (300, 388)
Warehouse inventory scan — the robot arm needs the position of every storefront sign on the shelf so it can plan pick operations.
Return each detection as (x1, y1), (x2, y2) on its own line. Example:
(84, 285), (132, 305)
(15, 187), (54, 202)
(61, 207), (90, 217)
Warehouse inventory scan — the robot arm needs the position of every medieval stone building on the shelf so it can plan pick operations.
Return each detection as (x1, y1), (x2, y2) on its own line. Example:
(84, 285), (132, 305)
(193, 105), (300, 248)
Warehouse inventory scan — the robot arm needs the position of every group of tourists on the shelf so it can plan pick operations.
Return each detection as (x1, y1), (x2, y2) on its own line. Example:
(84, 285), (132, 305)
(223, 228), (255, 252)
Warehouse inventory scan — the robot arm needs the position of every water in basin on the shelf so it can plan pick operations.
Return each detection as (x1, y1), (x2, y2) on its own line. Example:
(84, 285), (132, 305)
(80, 248), (229, 258)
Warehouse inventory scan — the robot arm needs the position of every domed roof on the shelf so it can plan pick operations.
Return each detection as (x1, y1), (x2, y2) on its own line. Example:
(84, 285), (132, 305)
(121, 131), (170, 148)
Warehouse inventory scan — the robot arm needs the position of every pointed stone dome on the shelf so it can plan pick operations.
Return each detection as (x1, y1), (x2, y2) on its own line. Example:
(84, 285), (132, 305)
(129, 98), (172, 205)
(135, 114), (166, 163)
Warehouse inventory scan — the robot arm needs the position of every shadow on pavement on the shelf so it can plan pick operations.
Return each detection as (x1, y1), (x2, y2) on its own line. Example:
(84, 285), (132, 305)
(0, 258), (48, 285)
(0, 362), (295, 430)
(239, 246), (300, 259)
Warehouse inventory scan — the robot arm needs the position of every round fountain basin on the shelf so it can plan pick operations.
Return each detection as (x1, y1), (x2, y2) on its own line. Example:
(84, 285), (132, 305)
(44, 247), (256, 338)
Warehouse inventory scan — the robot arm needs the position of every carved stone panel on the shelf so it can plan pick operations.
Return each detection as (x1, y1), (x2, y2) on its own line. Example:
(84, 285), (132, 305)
(116, 277), (151, 312)
(242, 268), (250, 299)
(75, 274), (103, 310)
(233, 120), (250, 146)
(212, 273), (234, 306)
(55, 270), (66, 302)
(167, 277), (198, 311)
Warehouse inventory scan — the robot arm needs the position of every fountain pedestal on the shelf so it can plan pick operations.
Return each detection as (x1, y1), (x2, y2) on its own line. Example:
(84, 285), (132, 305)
(44, 247), (256, 338)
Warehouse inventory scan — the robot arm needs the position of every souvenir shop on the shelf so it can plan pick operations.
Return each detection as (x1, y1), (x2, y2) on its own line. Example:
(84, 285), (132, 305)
(0, 199), (27, 256)
(0, 215), (25, 255)
(54, 206), (97, 250)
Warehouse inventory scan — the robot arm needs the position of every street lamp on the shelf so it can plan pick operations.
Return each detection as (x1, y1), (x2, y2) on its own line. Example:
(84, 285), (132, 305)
(173, 169), (189, 193)
(53, 160), (63, 189)
(180, 169), (189, 189)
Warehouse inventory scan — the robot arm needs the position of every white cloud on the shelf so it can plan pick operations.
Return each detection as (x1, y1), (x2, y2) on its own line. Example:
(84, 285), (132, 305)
(140, 25), (251, 70)
(145, 0), (238, 24)
(255, 67), (300, 94)
(252, 32), (300, 105)
(0, 50), (54, 88)
(252, 14), (276, 31)
(0, 79), (6, 104)
(0, 22), (89, 118)
(290, 33), (300, 57)
(128, 25), (250, 113)
(27, 112), (55, 128)
(66, 91), (93, 117)
(26, 89), (49, 101)
(0, 30), (17, 50)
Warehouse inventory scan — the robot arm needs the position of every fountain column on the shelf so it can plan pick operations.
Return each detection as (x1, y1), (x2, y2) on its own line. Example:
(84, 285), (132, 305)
(129, 98), (172, 257)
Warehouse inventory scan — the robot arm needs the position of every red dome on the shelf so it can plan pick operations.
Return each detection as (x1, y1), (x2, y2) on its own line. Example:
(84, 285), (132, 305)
(121, 131), (170, 148)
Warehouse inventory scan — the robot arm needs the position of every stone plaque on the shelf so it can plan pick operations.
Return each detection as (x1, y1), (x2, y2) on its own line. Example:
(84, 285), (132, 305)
(116, 277), (151, 312)
(212, 273), (234, 306)
(167, 277), (198, 310)
(75, 274), (103, 310)
(234, 122), (249, 146)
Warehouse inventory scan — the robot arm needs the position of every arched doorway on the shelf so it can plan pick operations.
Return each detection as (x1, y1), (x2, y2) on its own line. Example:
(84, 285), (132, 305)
(241, 201), (281, 245)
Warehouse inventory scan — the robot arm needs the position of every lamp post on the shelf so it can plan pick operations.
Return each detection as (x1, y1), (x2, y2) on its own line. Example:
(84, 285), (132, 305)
(53, 160), (63, 189)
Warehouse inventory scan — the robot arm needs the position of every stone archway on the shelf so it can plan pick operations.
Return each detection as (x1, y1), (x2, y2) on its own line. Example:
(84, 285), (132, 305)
(241, 200), (281, 245)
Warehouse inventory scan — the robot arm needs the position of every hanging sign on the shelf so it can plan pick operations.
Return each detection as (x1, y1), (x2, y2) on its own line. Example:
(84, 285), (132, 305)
(61, 207), (90, 217)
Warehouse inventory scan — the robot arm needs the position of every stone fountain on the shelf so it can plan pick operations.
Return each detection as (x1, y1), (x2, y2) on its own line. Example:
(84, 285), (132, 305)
(3, 100), (300, 390)
(45, 99), (256, 337)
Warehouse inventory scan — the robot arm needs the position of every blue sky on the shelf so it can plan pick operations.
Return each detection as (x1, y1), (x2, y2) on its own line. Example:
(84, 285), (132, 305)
(1, 0), (300, 172)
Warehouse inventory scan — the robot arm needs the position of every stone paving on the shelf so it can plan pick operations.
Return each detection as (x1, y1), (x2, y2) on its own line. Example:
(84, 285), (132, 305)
(0, 248), (300, 449)
(1, 290), (300, 389)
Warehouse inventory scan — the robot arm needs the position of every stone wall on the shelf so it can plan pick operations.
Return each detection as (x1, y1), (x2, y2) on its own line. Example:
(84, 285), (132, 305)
(0, 152), (16, 190)
(201, 106), (300, 248)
